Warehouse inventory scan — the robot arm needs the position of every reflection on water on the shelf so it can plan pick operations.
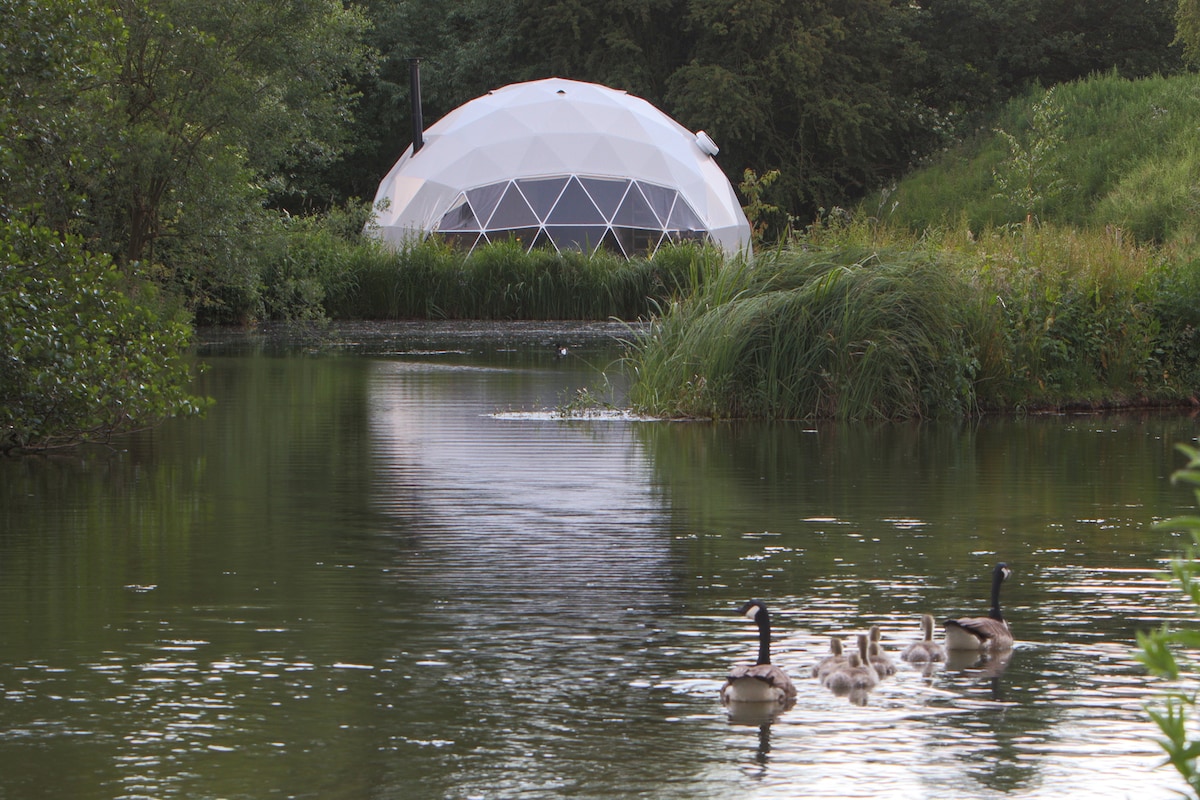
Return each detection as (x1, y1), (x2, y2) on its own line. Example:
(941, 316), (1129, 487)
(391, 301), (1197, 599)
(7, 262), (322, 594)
(0, 322), (1197, 799)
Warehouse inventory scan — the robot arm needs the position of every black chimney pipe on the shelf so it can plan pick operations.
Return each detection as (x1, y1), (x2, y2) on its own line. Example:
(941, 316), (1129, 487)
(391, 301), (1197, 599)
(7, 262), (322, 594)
(409, 58), (424, 155)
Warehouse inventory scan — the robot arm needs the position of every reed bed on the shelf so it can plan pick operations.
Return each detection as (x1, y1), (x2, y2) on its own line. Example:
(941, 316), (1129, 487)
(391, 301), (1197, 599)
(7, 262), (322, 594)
(626, 220), (1200, 419)
(325, 237), (713, 321)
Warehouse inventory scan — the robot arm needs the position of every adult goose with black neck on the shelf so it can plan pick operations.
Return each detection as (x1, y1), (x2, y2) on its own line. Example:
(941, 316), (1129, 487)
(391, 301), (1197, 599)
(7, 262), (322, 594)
(943, 562), (1014, 651)
(720, 600), (797, 705)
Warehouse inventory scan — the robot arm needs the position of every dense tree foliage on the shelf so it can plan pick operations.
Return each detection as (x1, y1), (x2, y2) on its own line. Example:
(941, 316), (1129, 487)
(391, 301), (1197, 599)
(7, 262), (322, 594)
(1, 0), (372, 449)
(1, 0), (208, 451)
(0, 0), (121, 232)
(1177, 0), (1200, 66)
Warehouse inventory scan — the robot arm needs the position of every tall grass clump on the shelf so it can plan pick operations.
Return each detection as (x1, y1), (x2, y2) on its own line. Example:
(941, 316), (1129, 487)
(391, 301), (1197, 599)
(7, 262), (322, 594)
(627, 244), (981, 420)
(327, 236), (718, 321)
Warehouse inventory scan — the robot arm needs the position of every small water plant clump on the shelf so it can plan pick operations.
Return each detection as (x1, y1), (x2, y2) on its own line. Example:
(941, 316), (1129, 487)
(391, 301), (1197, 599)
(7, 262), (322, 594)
(556, 386), (618, 419)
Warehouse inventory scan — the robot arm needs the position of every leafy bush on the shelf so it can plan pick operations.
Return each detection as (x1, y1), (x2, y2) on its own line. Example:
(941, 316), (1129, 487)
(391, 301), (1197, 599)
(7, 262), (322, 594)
(1138, 444), (1200, 797)
(0, 221), (207, 453)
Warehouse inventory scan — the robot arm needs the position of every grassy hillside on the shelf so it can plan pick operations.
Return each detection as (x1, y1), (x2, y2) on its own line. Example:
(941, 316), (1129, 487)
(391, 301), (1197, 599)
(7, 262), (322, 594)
(880, 71), (1200, 250)
(625, 71), (1200, 419)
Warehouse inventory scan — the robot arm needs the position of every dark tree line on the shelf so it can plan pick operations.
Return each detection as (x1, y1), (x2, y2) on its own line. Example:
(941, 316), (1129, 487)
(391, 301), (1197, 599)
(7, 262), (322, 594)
(334, 0), (1181, 228)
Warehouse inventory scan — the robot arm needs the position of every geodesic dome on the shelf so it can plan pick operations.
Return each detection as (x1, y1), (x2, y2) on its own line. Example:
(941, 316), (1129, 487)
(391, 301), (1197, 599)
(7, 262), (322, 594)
(367, 78), (751, 258)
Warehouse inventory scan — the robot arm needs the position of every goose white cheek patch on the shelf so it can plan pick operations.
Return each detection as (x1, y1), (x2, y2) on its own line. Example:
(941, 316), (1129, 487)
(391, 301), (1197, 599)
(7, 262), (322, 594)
(743, 605), (762, 621)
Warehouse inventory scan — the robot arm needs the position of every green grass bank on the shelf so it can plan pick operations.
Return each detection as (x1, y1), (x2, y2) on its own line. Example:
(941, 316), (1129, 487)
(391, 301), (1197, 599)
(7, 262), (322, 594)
(879, 71), (1200, 251)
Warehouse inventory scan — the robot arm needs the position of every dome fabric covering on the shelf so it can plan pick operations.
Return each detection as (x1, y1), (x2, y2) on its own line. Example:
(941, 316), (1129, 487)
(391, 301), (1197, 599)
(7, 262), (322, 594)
(367, 78), (751, 257)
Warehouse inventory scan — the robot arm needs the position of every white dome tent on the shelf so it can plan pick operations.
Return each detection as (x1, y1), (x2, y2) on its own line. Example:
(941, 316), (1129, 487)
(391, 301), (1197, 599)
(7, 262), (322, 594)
(367, 77), (751, 258)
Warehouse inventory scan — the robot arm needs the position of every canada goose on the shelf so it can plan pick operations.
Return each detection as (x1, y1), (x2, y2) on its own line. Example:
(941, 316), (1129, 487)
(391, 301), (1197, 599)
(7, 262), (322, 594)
(811, 637), (847, 680)
(823, 634), (878, 692)
(720, 600), (797, 704)
(555, 344), (569, 358)
(867, 625), (896, 677)
(943, 563), (1014, 651)
(900, 614), (946, 662)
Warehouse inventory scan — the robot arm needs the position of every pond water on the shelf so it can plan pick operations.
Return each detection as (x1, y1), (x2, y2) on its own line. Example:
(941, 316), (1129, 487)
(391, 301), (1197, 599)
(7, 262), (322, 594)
(2, 321), (1199, 799)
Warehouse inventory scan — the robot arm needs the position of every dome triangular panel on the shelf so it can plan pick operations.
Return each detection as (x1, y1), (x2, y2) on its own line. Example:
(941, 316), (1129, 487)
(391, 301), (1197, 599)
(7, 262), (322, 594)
(546, 177), (603, 225)
(467, 183), (507, 225)
(613, 183), (662, 229)
(580, 177), (629, 222)
(516, 177), (569, 220)
(437, 193), (480, 232)
(487, 182), (538, 229)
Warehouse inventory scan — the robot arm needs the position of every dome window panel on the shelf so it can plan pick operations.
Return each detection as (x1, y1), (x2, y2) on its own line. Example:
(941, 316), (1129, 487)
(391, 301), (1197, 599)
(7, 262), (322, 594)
(466, 182), (507, 227)
(612, 226), (663, 256)
(530, 228), (554, 252)
(440, 231), (483, 251)
(515, 177), (569, 220)
(437, 194), (480, 231)
(579, 177), (630, 222)
(546, 225), (608, 254)
(545, 176), (604, 225)
(666, 198), (706, 234)
(613, 184), (662, 229)
(637, 182), (678, 228)
(598, 228), (625, 257)
(486, 182), (539, 229)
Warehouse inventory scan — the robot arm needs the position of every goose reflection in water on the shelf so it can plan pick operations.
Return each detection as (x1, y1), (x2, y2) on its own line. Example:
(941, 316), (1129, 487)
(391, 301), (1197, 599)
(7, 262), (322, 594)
(945, 647), (1015, 701)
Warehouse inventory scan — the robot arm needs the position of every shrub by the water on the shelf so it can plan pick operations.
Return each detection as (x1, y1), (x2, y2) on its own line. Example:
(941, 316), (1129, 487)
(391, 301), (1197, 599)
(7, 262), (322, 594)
(1, 222), (208, 453)
(1138, 445), (1200, 797)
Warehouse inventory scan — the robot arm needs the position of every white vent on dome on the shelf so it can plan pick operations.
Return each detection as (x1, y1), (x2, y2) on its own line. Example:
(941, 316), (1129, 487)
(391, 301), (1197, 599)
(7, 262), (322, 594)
(695, 131), (719, 156)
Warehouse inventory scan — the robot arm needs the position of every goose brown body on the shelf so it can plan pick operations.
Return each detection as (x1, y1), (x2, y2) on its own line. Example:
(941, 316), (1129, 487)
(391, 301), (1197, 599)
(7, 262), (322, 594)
(867, 625), (896, 677)
(811, 637), (846, 680)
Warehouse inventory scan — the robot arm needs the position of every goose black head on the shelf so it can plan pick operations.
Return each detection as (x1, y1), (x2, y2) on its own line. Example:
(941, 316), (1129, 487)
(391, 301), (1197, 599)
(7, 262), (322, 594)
(737, 599), (768, 621)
